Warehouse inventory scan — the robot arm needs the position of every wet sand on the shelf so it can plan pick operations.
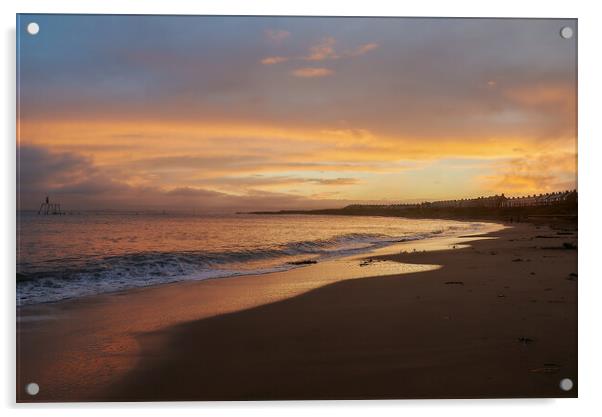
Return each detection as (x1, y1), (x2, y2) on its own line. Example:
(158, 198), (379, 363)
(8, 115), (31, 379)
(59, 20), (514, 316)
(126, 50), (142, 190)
(16, 221), (577, 401)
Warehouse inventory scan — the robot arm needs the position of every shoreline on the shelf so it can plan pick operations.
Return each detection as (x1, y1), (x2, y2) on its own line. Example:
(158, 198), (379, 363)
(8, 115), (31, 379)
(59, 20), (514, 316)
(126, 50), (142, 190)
(17, 220), (577, 401)
(16, 217), (493, 308)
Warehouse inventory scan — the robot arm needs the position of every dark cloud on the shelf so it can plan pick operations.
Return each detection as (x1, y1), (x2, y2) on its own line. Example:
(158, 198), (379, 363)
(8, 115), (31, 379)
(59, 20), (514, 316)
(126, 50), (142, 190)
(164, 187), (225, 198)
(17, 145), (133, 208)
(205, 175), (360, 188)
(17, 145), (362, 211)
(310, 178), (359, 185)
(18, 145), (97, 193)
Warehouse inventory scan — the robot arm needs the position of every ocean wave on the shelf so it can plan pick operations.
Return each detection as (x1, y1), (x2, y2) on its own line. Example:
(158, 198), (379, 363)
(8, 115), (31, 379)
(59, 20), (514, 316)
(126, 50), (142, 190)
(17, 224), (483, 306)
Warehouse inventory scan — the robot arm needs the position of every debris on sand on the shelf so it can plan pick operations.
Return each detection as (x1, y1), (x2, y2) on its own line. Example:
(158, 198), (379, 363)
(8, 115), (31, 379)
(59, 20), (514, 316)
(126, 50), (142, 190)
(359, 259), (377, 267)
(288, 259), (318, 265)
(517, 336), (535, 345)
(512, 258), (523, 262)
(530, 363), (561, 373)
(444, 281), (464, 285)
(541, 242), (577, 250)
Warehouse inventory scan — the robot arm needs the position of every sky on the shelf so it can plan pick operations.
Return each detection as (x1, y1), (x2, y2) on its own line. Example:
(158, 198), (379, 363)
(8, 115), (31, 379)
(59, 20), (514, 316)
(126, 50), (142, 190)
(17, 15), (577, 211)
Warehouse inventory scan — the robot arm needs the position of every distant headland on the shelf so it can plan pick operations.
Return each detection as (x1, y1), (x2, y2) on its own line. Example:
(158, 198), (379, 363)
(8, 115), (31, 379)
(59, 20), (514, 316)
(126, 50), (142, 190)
(248, 190), (578, 223)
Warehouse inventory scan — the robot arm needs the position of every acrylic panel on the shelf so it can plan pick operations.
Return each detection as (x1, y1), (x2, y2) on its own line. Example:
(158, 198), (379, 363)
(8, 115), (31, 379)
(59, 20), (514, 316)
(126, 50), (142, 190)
(16, 14), (577, 402)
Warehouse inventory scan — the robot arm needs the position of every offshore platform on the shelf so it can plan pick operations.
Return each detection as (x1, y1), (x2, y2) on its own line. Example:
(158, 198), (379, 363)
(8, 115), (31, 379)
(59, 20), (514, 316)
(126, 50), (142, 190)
(37, 196), (64, 215)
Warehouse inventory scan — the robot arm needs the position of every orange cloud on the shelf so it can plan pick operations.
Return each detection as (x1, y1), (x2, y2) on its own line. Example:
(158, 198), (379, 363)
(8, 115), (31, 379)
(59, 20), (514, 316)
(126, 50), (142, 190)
(20, 117), (569, 164)
(260, 37), (378, 66)
(264, 29), (290, 43)
(503, 83), (574, 107)
(291, 67), (333, 78)
(304, 37), (338, 61)
(346, 42), (379, 57)
(18, 114), (577, 207)
(480, 152), (577, 195)
(260, 56), (289, 65)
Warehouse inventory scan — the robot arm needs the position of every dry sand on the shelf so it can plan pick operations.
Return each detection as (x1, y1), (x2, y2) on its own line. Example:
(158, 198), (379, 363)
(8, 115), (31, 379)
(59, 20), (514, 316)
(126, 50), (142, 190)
(16, 221), (577, 401)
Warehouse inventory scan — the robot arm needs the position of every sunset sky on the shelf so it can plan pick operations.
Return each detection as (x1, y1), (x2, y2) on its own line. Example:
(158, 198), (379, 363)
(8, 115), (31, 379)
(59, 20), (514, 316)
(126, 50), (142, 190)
(17, 15), (577, 211)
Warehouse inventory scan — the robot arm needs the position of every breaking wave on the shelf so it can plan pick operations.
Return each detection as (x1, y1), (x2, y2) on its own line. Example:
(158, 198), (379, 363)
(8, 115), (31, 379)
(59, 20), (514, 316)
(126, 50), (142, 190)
(17, 221), (485, 305)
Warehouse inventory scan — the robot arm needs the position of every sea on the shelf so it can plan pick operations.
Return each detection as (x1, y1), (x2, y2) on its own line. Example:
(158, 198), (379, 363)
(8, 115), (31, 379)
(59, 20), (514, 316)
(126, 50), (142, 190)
(16, 212), (488, 306)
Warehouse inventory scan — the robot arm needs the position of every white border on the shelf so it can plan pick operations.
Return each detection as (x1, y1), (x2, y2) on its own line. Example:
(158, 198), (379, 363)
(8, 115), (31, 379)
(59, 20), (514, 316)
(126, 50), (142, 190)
(3, 1), (601, 416)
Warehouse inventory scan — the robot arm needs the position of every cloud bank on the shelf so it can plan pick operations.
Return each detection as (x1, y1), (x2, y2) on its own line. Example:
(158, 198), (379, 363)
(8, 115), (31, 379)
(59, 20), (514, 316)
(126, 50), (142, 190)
(17, 16), (577, 210)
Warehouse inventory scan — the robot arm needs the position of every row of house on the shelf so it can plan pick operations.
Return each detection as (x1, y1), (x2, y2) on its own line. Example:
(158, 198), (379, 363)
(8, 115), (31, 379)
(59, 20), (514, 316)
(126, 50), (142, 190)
(503, 190), (577, 207)
(427, 194), (506, 209)
(426, 190), (577, 209)
(345, 190), (577, 210)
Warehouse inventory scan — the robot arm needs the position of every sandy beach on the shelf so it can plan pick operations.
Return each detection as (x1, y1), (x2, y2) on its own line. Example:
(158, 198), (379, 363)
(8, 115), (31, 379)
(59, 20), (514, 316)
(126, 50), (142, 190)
(16, 221), (577, 402)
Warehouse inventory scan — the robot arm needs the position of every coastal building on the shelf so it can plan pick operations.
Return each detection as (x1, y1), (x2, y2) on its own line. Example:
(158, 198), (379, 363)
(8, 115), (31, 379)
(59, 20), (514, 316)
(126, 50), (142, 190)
(344, 190), (577, 211)
(503, 190), (577, 208)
